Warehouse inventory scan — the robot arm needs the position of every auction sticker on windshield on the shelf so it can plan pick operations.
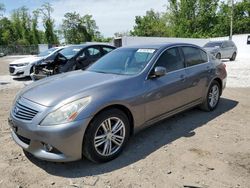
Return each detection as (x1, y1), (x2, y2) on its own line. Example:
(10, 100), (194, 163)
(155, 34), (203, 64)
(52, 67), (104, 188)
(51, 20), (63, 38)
(137, 49), (155, 53)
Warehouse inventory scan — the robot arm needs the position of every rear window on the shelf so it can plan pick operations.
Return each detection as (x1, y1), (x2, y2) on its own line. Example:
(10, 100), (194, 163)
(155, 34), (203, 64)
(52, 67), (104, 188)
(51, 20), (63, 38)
(102, 47), (115, 54)
(204, 42), (222, 48)
(182, 46), (208, 67)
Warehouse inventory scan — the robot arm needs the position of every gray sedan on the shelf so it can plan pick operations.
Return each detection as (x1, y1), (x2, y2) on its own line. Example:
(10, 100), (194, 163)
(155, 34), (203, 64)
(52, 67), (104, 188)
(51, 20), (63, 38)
(8, 43), (227, 163)
(203, 40), (237, 61)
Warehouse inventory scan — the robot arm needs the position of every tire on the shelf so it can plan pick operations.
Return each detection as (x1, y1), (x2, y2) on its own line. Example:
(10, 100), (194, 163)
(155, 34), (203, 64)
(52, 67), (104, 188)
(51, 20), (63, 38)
(216, 53), (221, 59)
(82, 109), (130, 163)
(30, 65), (34, 74)
(230, 52), (236, 61)
(200, 80), (221, 111)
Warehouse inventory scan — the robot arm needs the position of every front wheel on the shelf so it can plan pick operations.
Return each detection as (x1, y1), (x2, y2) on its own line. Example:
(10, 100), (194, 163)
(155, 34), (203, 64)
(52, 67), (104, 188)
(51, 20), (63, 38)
(216, 53), (221, 59)
(200, 80), (221, 111)
(230, 52), (236, 61)
(83, 109), (130, 163)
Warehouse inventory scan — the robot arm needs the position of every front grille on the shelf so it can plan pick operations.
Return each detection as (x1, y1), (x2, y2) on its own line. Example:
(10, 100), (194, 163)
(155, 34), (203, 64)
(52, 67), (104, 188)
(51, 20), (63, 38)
(16, 133), (30, 145)
(13, 101), (38, 121)
(9, 67), (15, 73)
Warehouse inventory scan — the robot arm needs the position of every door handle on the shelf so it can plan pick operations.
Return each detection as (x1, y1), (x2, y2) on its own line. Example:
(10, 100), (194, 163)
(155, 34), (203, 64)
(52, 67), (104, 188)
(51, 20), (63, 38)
(180, 74), (186, 82)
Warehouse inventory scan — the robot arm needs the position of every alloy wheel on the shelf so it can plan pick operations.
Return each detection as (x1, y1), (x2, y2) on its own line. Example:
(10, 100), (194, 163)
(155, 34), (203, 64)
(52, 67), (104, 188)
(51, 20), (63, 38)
(94, 117), (125, 156)
(208, 85), (219, 108)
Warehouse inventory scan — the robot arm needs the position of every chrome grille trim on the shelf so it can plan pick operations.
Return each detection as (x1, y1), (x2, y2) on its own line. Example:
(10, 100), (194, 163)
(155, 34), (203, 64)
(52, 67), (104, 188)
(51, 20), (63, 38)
(13, 100), (39, 121)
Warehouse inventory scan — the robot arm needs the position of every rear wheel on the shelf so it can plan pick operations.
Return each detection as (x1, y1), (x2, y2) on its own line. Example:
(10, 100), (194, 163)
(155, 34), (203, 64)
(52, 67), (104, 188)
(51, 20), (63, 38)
(216, 53), (221, 59)
(200, 80), (221, 111)
(82, 109), (130, 163)
(230, 52), (236, 61)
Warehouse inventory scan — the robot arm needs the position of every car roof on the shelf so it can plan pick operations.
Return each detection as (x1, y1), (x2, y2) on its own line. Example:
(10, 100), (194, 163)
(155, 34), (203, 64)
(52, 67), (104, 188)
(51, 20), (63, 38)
(120, 43), (201, 50)
(63, 44), (115, 48)
(208, 40), (232, 43)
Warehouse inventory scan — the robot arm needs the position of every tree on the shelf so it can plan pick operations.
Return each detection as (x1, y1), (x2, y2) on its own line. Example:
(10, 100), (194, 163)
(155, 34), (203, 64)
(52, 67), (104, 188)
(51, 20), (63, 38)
(39, 2), (58, 44)
(0, 3), (5, 17)
(0, 17), (15, 45)
(62, 12), (99, 44)
(233, 0), (250, 34)
(167, 0), (209, 37)
(20, 6), (33, 44)
(212, 2), (231, 37)
(130, 9), (169, 37)
(31, 10), (41, 44)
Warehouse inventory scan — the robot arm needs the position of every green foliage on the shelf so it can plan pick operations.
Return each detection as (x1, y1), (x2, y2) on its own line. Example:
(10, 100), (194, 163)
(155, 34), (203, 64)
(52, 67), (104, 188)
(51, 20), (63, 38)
(131, 0), (250, 38)
(130, 10), (169, 37)
(39, 2), (58, 44)
(32, 10), (41, 44)
(61, 12), (100, 44)
(233, 0), (250, 34)
(0, 4), (46, 45)
(0, 18), (14, 45)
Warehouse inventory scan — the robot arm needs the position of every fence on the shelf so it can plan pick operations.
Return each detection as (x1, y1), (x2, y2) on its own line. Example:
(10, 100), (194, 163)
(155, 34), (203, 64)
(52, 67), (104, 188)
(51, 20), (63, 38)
(0, 45), (39, 55)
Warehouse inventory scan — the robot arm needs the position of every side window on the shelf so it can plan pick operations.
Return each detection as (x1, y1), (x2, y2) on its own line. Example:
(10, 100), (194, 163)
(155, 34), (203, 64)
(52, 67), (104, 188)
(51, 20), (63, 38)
(78, 50), (86, 58)
(229, 41), (235, 47)
(182, 46), (206, 67)
(221, 42), (226, 48)
(102, 47), (114, 55)
(223, 42), (230, 48)
(155, 47), (184, 72)
(87, 47), (101, 58)
(200, 49), (208, 63)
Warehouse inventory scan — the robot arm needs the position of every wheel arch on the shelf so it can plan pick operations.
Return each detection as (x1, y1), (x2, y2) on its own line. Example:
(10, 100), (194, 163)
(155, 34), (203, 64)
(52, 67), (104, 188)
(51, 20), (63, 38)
(212, 77), (223, 96)
(87, 104), (135, 136)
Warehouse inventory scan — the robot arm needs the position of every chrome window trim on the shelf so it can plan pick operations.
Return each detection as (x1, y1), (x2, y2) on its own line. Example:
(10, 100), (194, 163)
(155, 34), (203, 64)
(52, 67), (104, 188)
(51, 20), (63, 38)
(146, 44), (209, 80)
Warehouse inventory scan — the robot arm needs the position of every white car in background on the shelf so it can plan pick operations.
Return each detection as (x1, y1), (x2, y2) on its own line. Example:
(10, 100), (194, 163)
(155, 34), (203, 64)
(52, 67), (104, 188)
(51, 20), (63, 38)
(9, 47), (64, 78)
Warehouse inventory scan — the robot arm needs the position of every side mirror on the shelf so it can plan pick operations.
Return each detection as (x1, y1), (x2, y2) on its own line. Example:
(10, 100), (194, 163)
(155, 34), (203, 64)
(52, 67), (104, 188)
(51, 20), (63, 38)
(150, 66), (166, 78)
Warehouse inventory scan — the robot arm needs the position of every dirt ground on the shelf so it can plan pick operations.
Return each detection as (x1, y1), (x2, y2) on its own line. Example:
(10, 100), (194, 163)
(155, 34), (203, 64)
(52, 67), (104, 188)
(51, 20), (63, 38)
(0, 56), (250, 188)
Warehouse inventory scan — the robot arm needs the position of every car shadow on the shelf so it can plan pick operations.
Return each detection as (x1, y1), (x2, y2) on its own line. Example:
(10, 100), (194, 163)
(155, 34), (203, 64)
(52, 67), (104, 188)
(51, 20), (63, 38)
(13, 77), (31, 81)
(25, 97), (238, 178)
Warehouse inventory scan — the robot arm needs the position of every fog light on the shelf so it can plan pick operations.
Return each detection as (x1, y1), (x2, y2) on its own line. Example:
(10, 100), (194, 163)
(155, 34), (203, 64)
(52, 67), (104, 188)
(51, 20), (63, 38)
(43, 143), (53, 152)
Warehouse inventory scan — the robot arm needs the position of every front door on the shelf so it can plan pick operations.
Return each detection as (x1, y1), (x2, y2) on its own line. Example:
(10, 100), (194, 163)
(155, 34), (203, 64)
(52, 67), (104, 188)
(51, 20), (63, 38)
(144, 47), (188, 122)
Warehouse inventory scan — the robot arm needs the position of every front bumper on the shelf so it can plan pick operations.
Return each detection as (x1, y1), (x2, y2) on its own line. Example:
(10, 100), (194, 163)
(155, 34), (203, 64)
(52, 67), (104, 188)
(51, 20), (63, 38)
(30, 73), (47, 81)
(9, 109), (92, 162)
(9, 64), (31, 78)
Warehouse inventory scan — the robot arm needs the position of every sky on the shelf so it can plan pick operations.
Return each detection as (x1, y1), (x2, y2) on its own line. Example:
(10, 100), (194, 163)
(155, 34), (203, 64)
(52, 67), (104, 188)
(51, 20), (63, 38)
(1, 0), (168, 37)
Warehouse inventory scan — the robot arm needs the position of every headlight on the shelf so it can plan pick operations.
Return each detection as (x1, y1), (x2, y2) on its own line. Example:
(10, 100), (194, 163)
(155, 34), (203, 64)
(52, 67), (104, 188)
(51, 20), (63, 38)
(40, 97), (91, 126)
(16, 63), (29, 67)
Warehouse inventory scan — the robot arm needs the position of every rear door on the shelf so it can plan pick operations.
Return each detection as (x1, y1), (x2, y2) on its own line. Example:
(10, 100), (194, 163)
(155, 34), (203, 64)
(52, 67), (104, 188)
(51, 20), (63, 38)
(221, 41), (233, 58)
(86, 46), (102, 63)
(181, 46), (211, 102)
(144, 47), (189, 121)
(78, 46), (102, 69)
(220, 42), (228, 58)
(227, 41), (236, 58)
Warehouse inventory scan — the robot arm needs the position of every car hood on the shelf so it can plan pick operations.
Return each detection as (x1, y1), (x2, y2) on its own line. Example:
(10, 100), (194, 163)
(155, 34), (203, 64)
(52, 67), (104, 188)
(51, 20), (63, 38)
(20, 70), (126, 107)
(10, 56), (42, 65)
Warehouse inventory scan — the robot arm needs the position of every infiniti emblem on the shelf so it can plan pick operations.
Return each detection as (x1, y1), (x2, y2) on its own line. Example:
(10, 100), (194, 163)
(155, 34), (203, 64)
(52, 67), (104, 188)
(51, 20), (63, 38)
(14, 106), (19, 114)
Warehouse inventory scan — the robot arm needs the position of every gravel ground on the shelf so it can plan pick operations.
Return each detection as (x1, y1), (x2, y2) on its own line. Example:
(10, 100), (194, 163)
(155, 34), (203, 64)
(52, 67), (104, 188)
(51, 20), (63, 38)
(223, 58), (250, 87)
(0, 56), (250, 188)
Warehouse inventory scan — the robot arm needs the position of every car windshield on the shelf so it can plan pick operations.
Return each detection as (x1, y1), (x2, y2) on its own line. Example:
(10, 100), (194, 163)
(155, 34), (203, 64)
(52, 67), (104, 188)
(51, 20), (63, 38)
(88, 48), (156, 75)
(37, 47), (58, 57)
(59, 46), (83, 59)
(204, 42), (223, 48)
